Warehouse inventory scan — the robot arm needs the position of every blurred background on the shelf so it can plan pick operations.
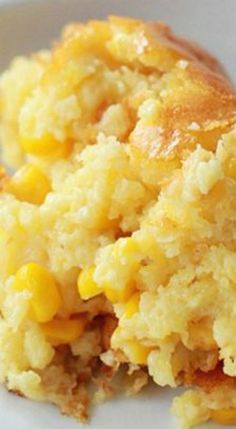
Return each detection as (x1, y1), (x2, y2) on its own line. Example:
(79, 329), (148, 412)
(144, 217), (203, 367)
(0, 0), (235, 79)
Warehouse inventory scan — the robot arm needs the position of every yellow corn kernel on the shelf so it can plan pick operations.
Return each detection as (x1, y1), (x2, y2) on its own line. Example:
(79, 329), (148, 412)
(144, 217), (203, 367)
(113, 237), (140, 259)
(124, 341), (151, 365)
(104, 281), (136, 304)
(111, 326), (151, 365)
(225, 157), (236, 181)
(41, 317), (86, 346)
(97, 237), (140, 304)
(13, 262), (62, 323)
(122, 291), (141, 319)
(104, 237), (139, 303)
(21, 132), (72, 158)
(77, 266), (101, 300)
(211, 408), (236, 425)
(6, 164), (51, 204)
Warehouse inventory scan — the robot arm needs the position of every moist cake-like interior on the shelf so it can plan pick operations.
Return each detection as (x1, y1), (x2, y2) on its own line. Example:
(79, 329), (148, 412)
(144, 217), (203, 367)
(1, 16), (236, 428)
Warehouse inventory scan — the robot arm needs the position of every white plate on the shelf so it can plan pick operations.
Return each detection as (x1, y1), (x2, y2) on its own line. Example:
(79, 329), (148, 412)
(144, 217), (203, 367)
(0, 1), (235, 428)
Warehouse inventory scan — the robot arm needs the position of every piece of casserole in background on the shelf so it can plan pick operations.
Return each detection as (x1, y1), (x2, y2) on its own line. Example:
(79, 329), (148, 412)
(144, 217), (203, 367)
(1, 16), (236, 428)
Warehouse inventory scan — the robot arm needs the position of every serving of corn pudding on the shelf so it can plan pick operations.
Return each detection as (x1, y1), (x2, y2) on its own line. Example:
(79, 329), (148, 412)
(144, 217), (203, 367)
(1, 15), (236, 428)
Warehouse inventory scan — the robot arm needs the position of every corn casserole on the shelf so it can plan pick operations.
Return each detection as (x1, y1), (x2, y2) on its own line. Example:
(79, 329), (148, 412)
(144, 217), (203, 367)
(1, 16), (236, 428)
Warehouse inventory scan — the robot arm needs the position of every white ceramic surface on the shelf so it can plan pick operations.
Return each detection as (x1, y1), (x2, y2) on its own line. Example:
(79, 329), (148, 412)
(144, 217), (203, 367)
(0, 1), (235, 428)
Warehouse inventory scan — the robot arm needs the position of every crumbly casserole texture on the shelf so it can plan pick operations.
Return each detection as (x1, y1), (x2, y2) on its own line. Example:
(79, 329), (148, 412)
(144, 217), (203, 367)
(1, 16), (236, 428)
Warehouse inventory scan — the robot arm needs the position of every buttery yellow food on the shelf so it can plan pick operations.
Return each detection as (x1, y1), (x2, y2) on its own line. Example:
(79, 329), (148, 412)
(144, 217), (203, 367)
(1, 16), (236, 428)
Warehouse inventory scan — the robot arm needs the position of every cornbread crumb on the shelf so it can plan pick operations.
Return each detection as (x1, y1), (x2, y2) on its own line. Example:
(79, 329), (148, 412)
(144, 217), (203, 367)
(177, 59), (189, 70)
(172, 391), (210, 429)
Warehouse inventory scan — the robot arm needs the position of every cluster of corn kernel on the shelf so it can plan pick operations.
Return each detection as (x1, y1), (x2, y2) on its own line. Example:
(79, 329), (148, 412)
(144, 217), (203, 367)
(2, 101), (72, 203)
(12, 262), (87, 345)
(77, 237), (152, 365)
(9, 237), (148, 365)
(2, 144), (150, 360)
(10, 237), (149, 362)
(78, 237), (140, 304)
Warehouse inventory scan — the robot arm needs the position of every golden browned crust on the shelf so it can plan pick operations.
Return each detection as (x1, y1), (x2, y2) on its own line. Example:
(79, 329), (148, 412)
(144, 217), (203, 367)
(61, 16), (228, 76)
(149, 21), (227, 76)
(185, 364), (236, 394)
(1, 16), (235, 168)
(55, 18), (236, 163)
(130, 61), (236, 160)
